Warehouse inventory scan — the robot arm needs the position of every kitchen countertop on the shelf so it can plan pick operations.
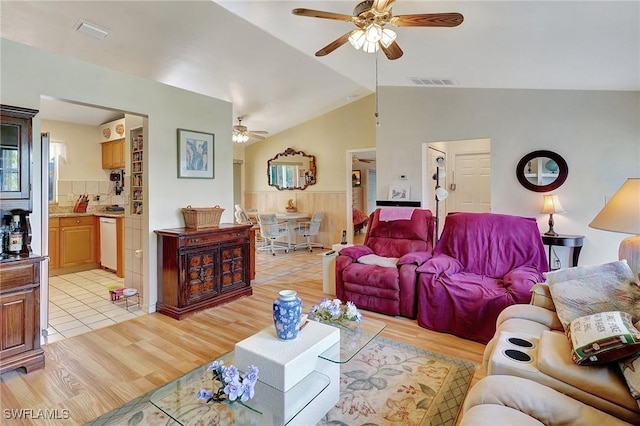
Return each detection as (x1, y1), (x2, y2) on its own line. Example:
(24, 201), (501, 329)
(49, 212), (124, 218)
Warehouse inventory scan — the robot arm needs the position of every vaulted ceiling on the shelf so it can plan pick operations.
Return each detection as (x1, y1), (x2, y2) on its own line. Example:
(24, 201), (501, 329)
(1, 1), (638, 139)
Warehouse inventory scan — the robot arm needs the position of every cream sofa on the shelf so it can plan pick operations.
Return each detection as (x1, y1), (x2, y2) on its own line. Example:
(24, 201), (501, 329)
(481, 283), (640, 424)
(460, 375), (631, 425)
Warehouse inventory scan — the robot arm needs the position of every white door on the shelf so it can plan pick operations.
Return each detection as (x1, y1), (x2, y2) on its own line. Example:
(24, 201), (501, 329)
(450, 152), (491, 213)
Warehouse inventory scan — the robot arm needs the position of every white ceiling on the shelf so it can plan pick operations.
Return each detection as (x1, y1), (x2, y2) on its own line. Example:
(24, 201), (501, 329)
(1, 1), (638, 140)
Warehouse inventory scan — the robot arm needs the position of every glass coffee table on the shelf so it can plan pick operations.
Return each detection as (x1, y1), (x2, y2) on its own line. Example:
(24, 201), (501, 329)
(149, 317), (385, 425)
(317, 317), (386, 363)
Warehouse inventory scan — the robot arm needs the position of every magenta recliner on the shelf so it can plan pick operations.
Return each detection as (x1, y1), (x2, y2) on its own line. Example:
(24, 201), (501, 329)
(416, 212), (549, 343)
(335, 208), (435, 318)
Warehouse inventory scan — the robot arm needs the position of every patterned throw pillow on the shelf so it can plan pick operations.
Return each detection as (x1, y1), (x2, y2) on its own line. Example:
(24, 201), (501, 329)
(567, 311), (640, 365)
(545, 260), (640, 330)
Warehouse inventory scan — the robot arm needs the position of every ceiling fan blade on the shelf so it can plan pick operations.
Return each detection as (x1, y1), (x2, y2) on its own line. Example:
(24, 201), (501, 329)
(249, 130), (268, 135)
(247, 132), (266, 141)
(381, 41), (403, 60)
(391, 12), (464, 27)
(292, 8), (355, 22)
(315, 32), (351, 57)
(372, 0), (396, 14)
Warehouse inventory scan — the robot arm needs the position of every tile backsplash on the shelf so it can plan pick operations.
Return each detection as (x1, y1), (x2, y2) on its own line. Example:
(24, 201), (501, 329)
(55, 180), (128, 211)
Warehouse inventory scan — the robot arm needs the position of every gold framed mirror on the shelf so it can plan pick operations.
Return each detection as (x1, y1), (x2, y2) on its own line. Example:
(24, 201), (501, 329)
(267, 147), (316, 191)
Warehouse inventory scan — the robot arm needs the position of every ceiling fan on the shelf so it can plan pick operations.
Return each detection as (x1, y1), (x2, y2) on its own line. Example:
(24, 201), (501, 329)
(353, 154), (375, 164)
(232, 117), (268, 143)
(292, 0), (463, 60)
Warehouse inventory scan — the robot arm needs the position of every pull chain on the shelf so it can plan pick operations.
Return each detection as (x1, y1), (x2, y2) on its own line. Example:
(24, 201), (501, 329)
(375, 50), (380, 127)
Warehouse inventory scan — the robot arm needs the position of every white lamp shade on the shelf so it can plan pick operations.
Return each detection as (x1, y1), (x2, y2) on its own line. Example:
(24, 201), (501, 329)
(435, 187), (449, 201)
(364, 24), (382, 43)
(541, 194), (566, 214)
(380, 28), (397, 48)
(589, 178), (640, 234)
(348, 29), (365, 50)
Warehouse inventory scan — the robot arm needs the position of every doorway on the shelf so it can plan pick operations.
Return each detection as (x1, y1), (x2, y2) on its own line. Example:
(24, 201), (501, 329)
(39, 97), (147, 342)
(346, 149), (376, 243)
(422, 139), (491, 238)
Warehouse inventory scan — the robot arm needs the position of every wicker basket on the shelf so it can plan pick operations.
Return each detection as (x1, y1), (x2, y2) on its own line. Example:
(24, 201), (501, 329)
(182, 205), (224, 229)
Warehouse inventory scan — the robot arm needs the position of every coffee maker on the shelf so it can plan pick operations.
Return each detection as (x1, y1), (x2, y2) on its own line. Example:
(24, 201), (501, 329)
(110, 170), (124, 195)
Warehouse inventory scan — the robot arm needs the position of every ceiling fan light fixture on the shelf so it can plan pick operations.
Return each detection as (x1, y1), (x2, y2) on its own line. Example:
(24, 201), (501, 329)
(380, 28), (397, 48)
(348, 29), (366, 49)
(362, 39), (379, 53)
(232, 132), (249, 143)
(364, 23), (382, 43)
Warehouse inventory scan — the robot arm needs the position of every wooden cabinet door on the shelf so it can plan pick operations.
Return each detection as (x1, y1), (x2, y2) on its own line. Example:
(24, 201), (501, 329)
(220, 243), (248, 293)
(48, 227), (59, 269)
(102, 139), (125, 169)
(0, 289), (35, 359)
(60, 224), (95, 267)
(112, 139), (125, 168)
(101, 142), (113, 169)
(182, 249), (218, 306)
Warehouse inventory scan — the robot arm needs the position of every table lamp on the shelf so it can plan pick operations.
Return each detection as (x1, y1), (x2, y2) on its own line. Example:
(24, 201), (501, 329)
(541, 194), (566, 236)
(589, 178), (640, 277)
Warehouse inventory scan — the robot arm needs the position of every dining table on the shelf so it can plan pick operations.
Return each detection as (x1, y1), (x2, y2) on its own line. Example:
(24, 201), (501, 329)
(250, 211), (311, 250)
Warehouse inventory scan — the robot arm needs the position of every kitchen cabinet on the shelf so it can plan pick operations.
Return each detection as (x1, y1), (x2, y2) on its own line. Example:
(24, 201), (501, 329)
(155, 224), (253, 320)
(48, 217), (59, 269)
(0, 256), (45, 374)
(59, 216), (97, 268)
(0, 105), (38, 212)
(101, 138), (125, 169)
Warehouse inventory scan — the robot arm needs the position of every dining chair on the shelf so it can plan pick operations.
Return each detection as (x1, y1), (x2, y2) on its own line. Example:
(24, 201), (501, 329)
(234, 204), (255, 225)
(293, 212), (323, 252)
(257, 214), (289, 255)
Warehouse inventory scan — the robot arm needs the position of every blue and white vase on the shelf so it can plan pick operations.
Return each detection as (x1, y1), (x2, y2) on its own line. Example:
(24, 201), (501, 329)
(273, 290), (302, 341)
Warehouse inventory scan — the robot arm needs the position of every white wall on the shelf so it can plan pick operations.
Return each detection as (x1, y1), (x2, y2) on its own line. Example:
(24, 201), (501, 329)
(377, 86), (640, 268)
(1, 39), (234, 312)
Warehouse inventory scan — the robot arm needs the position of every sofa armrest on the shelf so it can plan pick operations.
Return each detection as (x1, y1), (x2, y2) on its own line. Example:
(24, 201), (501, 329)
(338, 245), (373, 260)
(397, 251), (432, 267)
(461, 376), (631, 426)
(530, 283), (556, 311)
(415, 254), (463, 276)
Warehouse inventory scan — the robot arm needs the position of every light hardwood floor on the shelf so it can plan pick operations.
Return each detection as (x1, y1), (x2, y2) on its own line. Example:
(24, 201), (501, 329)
(0, 250), (486, 425)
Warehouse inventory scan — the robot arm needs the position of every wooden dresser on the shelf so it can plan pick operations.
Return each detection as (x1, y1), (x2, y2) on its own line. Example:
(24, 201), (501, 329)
(0, 255), (45, 374)
(155, 224), (253, 320)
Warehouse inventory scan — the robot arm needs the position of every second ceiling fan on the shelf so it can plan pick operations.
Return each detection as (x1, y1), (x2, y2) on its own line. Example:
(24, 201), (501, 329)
(232, 117), (268, 143)
(292, 0), (463, 60)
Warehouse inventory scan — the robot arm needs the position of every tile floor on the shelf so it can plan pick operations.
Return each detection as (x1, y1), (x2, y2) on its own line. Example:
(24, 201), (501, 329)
(44, 229), (365, 345)
(45, 269), (145, 344)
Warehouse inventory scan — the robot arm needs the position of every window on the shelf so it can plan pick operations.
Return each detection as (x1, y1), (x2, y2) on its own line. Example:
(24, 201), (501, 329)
(49, 141), (66, 203)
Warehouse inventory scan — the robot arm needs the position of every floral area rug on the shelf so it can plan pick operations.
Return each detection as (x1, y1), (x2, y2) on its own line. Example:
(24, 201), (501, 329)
(86, 336), (476, 426)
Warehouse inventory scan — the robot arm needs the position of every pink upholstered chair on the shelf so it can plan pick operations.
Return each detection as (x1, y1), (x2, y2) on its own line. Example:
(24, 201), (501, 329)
(335, 208), (435, 319)
(416, 212), (549, 343)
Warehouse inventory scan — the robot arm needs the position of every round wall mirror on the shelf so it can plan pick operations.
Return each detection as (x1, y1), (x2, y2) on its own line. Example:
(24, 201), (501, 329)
(516, 150), (568, 192)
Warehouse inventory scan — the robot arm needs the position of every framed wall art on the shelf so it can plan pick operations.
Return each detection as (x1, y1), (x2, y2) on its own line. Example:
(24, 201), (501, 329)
(177, 128), (214, 179)
(352, 170), (361, 187)
(389, 184), (410, 200)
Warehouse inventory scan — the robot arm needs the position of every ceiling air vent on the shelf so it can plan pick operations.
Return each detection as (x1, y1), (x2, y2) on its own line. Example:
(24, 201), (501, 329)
(75, 20), (109, 40)
(409, 77), (458, 86)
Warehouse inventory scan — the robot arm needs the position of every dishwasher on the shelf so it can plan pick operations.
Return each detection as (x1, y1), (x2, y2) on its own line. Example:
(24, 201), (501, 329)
(99, 217), (117, 271)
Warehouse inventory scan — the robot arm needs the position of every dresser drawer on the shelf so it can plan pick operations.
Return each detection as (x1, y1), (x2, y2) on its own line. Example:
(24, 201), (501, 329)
(181, 230), (248, 247)
(0, 261), (40, 291)
(60, 216), (94, 227)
